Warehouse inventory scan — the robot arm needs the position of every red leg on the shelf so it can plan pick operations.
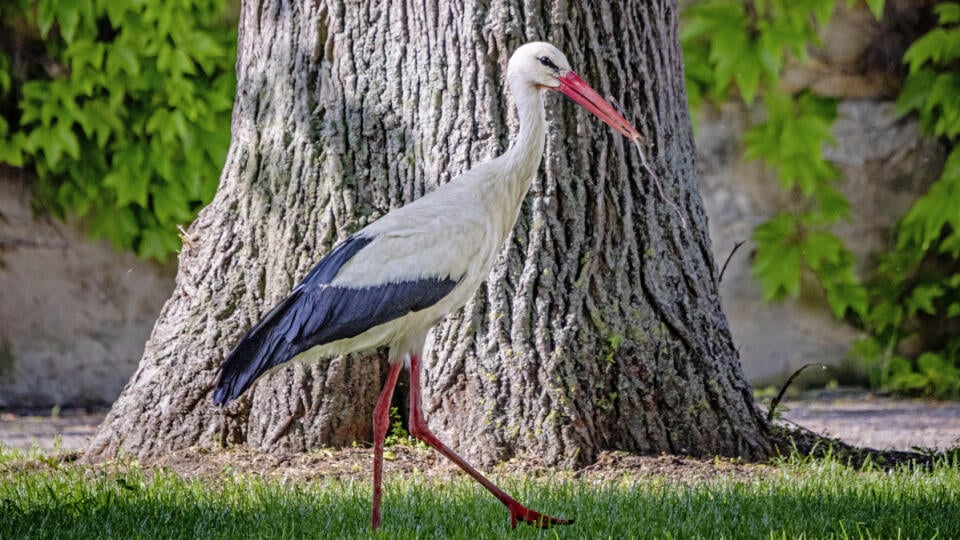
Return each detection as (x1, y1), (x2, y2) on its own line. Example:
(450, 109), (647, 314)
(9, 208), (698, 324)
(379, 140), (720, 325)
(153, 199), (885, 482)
(407, 353), (573, 529)
(371, 361), (402, 530)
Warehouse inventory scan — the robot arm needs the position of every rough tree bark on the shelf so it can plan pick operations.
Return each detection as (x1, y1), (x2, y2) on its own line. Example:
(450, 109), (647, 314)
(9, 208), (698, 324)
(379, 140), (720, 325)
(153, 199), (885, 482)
(87, 0), (773, 464)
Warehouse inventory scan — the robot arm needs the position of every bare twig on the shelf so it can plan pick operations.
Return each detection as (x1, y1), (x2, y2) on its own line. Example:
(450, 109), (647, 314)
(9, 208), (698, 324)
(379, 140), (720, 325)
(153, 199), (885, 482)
(718, 240), (746, 283)
(767, 363), (829, 422)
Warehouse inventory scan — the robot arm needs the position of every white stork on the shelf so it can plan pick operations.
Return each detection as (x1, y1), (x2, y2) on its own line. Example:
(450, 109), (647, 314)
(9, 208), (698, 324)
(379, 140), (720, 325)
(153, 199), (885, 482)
(214, 41), (643, 529)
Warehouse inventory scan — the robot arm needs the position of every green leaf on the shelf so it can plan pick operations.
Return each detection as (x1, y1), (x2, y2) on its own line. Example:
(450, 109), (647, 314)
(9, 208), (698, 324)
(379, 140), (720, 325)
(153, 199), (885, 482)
(907, 283), (946, 317)
(802, 231), (845, 267)
(798, 230), (867, 317)
(25, 125), (63, 168)
(903, 28), (958, 73)
(0, 133), (26, 167)
(169, 109), (191, 148)
(917, 352), (947, 374)
(77, 100), (124, 148)
(710, 26), (750, 98)
(104, 169), (150, 208)
(56, 122), (81, 161)
(57, 0), (82, 44)
(849, 337), (883, 364)
(138, 226), (180, 262)
(145, 108), (169, 136)
(814, 184), (851, 222)
(865, 0), (885, 20)
(898, 166), (960, 251)
(157, 45), (197, 76)
(735, 54), (762, 104)
(896, 68), (936, 116)
(935, 2), (960, 24)
(36, 0), (55, 38)
(150, 182), (193, 224)
(939, 230), (960, 257)
(681, 3), (743, 42)
(752, 215), (803, 301)
(180, 30), (226, 74)
(826, 281), (868, 318)
(89, 205), (140, 250)
(106, 44), (141, 77)
(915, 352), (960, 396)
(0, 66), (10, 95)
(66, 39), (105, 73)
(888, 370), (929, 392)
(103, 0), (134, 27)
(812, 0), (838, 26)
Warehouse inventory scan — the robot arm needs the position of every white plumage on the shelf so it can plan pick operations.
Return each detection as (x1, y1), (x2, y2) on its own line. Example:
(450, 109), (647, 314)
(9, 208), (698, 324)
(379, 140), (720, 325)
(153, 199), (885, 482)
(214, 41), (642, 530)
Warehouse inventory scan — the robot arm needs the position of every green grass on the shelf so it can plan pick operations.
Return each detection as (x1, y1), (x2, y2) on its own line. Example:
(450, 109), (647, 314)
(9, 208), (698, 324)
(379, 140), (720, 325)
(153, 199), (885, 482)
(1, 448), (958, 539)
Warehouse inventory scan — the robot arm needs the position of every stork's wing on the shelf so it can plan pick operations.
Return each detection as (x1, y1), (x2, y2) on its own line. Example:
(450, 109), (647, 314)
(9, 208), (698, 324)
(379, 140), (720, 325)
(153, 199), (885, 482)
(213, 234), (458, 405)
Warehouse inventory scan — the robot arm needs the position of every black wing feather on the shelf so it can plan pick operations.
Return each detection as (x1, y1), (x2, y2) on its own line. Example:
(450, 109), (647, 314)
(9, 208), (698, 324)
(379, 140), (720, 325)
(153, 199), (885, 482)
(213, 235), (457, 405)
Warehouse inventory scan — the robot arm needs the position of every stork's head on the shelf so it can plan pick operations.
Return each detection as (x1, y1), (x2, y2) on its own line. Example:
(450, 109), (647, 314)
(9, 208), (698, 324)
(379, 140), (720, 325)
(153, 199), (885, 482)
(507, 41), (642, 140)
(506, 42), (572, 90)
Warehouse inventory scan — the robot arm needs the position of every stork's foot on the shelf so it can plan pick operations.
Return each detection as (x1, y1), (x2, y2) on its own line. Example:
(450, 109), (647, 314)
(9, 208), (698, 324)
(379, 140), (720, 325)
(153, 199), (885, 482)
(507, 502), (574, 529)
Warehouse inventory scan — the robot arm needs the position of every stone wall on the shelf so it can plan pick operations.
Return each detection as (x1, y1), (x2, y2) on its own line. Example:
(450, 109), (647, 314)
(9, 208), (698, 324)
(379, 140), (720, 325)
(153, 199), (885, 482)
(701, 101), (943, 384)
(0, 171), (174, 408)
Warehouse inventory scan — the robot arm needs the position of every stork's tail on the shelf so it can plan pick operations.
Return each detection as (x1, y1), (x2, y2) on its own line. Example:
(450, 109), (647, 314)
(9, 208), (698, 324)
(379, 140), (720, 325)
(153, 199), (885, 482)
(213, 292), (302, 405)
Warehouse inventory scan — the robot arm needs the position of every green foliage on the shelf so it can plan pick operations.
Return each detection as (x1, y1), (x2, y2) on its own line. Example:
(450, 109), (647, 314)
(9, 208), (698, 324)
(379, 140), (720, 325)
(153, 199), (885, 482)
(752, 213), (866, 318)
(890, 352), (960, 396)
(683, 0), (960, 398)
(899, 3), (960, 141)
(683, 0), (868, 322)
(682, 0), (836, 110)
(384, 406), (412, 447)
(850, 2), (960, 398)
(744, 92), (843, 203)
(0, 0), (236, 261)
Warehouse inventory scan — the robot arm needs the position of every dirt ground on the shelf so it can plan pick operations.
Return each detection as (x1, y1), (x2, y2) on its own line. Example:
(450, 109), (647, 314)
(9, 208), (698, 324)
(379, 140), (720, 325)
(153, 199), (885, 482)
(1, 392), (957, 481)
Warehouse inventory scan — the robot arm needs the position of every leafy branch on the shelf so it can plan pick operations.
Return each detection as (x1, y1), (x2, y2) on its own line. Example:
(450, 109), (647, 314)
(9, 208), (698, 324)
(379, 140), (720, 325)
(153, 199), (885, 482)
(682, 0), (870, 319)
(0, 0), (236, 261)
(682, 0), (960, 397)
(856, 1), (960, 398)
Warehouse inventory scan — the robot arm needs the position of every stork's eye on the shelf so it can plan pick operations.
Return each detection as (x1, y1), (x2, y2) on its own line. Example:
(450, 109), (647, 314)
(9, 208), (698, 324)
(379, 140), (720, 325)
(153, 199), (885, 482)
(538, 56), (559, 70)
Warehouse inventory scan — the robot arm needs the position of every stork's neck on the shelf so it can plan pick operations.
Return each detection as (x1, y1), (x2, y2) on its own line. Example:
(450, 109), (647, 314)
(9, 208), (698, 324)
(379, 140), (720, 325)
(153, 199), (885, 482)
(486, 81), (547, 240)
(505, 82), (548, 179)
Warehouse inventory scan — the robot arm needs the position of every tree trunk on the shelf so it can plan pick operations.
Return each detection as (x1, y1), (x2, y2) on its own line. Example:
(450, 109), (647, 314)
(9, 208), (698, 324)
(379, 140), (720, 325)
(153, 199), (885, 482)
(86, 0), (773, 464)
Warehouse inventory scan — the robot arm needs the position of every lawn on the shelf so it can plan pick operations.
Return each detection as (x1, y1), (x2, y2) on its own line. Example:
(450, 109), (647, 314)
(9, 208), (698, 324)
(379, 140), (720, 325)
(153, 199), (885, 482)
(1, 445), (958, 539)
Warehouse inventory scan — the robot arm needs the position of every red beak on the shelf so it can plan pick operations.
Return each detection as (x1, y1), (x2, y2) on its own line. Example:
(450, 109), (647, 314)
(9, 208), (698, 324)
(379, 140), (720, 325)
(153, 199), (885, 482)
(555, 71), (642, 140)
